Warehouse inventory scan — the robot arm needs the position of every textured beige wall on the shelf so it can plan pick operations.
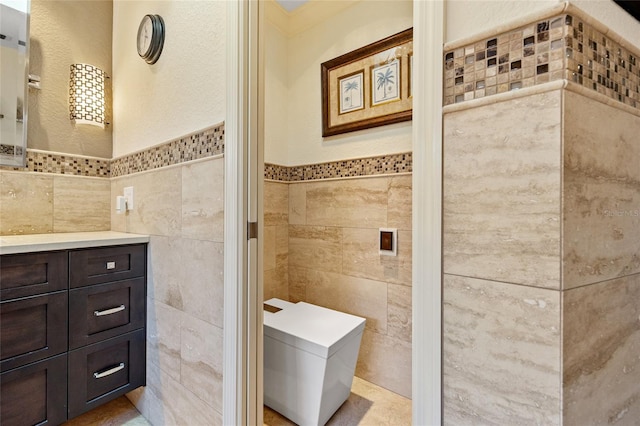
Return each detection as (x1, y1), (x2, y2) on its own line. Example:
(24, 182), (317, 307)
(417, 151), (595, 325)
(264, 0), (413, 166)
(29, 0), (112, 158)
(112, 1), (226, 157)
(445, 0), (640, 45)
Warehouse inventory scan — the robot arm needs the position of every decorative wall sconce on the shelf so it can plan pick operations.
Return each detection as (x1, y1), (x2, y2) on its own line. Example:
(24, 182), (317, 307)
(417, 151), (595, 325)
(69, 64), (108, 128)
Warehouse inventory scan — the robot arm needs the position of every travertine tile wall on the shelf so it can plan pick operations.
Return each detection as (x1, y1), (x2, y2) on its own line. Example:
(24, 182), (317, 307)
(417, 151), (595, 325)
(264, 181), (290, 301)
(112, 156), (224, 425)
(561, 90), (640, 424)
(443, 90), (563, 424)
(443, 26), (640, 426)
(0, 171), (110, 235)
(263, 170), (413, 399)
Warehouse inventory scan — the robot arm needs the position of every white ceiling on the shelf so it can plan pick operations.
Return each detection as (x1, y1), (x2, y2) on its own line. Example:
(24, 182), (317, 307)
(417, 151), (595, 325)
(276, 0), (309, 12)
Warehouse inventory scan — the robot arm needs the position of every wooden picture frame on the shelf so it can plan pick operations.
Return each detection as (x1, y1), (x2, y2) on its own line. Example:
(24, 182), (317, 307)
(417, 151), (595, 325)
(321, 28), (413, 137)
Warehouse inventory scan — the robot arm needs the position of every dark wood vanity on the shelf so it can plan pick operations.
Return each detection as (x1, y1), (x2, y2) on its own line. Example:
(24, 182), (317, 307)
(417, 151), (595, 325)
(0, 234), (148, 426)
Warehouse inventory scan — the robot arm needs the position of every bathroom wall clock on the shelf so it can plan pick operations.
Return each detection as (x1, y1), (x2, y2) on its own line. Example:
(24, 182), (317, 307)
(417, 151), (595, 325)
(137, 14), (165, 65)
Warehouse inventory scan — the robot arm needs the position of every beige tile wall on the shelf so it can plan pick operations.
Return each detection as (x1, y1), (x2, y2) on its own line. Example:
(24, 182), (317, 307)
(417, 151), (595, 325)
(443, 274), (561, 426)
(443, 91), (564, 423)
(284, 175), (412, 398)
(444, 86), (640, 425)
(562, 91), (640, 290)
(0, 170), (110, 235)
(114, 156), (224, 425)
(561, 91), (640, 425)
(443, 90), (562, 290)
(563, 274), (640, 425)
(264, 182), (290, 301)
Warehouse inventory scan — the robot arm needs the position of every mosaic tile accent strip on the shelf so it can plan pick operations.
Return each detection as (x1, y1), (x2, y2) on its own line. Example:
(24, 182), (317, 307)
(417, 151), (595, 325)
(565, 16), (640, 109)
(264, 163), (290, 181)
(1, 123), (224, 178)
(1, 150), (110, 177)
(444, 16), (568, 105)
(265, 152), (412, 182)
(444, 13), (640, 112)
(111, 123), (224, 177)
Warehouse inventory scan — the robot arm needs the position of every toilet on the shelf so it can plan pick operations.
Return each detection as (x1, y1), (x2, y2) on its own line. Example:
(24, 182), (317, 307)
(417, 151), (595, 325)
(263, 298), (366, 426)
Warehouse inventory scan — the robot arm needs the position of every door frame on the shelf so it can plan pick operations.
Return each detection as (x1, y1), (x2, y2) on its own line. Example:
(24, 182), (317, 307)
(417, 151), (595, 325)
(223, 1), (444, 425)
(412, 1), (444, 424)
(223, 1), (262, 425)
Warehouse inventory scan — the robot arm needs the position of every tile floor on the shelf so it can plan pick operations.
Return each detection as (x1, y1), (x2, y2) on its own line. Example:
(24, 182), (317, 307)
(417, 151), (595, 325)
(61, 376), (411, 425)
(264, 377), (412, 426)
(62, 396), (149, 426)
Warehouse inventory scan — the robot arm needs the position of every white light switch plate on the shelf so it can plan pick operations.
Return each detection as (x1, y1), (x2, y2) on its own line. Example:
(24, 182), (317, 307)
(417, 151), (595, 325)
(123, 186), (134, 210)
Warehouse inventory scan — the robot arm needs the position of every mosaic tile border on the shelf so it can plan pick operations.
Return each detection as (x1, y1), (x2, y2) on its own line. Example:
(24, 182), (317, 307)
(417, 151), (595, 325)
(444, 11), (640, 112)
(0, 123), (225, 178)
(111, 123), (224, 177)
(265, 152), (412, 182)
(1, 150), (110, 177)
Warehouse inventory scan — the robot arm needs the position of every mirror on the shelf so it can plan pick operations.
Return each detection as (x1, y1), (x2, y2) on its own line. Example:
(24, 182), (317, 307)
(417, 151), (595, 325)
(0, 0), (29, 167)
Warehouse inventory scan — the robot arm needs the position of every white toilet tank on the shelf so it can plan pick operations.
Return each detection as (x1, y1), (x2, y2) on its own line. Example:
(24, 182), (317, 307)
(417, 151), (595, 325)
(263, 298), (366, 426)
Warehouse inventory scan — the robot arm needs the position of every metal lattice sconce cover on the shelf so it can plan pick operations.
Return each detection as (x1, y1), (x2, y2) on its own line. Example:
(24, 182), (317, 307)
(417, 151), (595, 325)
(69, 64), (107, 127)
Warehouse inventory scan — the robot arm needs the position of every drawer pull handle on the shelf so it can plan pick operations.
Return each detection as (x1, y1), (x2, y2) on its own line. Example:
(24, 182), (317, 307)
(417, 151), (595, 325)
(94, 305), (126, 317)
(106, 261), (116, 270)
(93, 362), (125, 379)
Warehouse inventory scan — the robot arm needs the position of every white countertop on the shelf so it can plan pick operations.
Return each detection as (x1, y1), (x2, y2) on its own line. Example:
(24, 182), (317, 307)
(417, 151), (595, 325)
(0, 231), (150, 255)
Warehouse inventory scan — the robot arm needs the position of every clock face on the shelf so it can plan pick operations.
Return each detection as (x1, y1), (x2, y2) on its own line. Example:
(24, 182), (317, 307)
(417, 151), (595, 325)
(137, 16), (153, 56)
(136, 14), (164, 64)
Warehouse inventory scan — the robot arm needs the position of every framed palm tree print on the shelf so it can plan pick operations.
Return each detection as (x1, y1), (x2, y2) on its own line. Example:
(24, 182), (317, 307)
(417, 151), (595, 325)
(371, 59), (400, 106)
(339, 71), (364, 114)
(321, 28), (412, 137)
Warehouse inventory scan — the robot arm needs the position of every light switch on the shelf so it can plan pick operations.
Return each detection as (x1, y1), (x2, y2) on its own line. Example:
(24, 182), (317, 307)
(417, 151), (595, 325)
(123, 186), (134, 210)
(379, 228), (397, 256)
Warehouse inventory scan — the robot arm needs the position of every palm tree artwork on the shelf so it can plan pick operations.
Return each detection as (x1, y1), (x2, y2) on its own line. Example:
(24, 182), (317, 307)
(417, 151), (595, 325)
(343, 80), (359, 109)
(340, 73), (363, 113)
(373, 60), (399, 105)
(376, 67), (395, 100)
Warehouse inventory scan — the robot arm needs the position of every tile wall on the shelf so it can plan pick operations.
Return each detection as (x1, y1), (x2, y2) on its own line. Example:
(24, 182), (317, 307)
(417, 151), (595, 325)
(443, 90), (563, 424)
(0, 170), (110, 235)
(264, 154), (412, 398)
(443, 6), (640, 425)
(0, 124), (224, 237)
(561, 90), (640, 424)
(111, 125), (225, 425)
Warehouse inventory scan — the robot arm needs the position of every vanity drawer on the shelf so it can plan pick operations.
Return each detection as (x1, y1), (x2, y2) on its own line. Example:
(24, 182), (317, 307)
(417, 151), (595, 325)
(0, 353), (68, 426)
(69, 244), (145, 288)
(68, 329), (145, 419)
(69, 277), (145, 349)
(0, 291), (68, 372)
(0, 251), (67, 300)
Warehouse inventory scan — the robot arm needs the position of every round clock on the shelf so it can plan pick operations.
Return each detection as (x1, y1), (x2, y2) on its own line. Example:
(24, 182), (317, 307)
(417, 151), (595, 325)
(137, 14), (165, 64)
